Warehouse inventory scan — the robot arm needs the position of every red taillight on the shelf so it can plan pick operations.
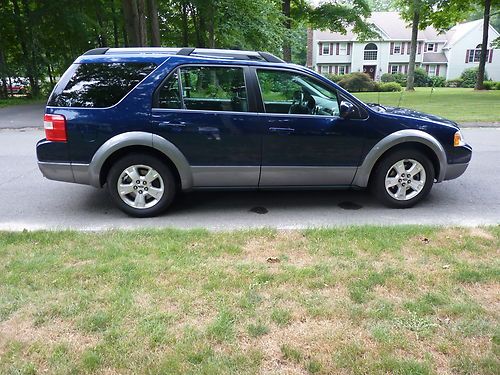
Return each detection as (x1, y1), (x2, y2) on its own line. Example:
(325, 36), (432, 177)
(44, 114), (67, 142)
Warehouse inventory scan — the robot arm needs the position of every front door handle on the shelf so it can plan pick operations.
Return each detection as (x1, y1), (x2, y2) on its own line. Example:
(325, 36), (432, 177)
(269, 127), (295, 134)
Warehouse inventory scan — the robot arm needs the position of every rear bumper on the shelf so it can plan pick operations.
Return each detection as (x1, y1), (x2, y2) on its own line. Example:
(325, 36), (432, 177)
(38, 161), (92, 185)
(443, 162), (469, 181)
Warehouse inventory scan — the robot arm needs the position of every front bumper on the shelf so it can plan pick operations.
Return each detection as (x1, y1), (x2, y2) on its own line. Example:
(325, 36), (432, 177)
(443, 162), (469, 181)
(38, 161), (92, 185)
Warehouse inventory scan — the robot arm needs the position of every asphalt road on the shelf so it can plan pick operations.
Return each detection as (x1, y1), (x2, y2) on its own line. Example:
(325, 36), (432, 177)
(1, 127), (499, 230)
(0, 103), (45, 129)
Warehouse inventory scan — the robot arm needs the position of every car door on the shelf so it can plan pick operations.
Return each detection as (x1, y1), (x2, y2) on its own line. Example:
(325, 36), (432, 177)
(151, 65), (264, 187)
(254, 68), (366, 186)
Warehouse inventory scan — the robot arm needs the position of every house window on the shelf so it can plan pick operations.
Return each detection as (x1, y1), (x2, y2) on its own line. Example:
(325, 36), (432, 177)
(320, 65), (329, 74)
(393, 43), (401, 54)
(468, 44), (487, 63)
(322, 43), (330, 55)
(391, 65), (399, 74)
(364, 43), (378, 60)
(426, 43), (435, 52)
(338, 65), (346, 75)
(428, 65), (436, 76)
(339, 43), (347, 55)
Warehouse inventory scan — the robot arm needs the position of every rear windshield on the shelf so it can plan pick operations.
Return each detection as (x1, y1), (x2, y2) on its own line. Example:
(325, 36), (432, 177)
(48, 62), (157, 108)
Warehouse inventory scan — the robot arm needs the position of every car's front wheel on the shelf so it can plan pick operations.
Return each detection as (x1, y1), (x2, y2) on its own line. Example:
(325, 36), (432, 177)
(371, 149), (435, 208)
(107, 153), (177, 217)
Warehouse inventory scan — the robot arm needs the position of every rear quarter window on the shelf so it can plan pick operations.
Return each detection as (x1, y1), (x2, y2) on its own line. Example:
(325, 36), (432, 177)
(48, 62), (156, 108)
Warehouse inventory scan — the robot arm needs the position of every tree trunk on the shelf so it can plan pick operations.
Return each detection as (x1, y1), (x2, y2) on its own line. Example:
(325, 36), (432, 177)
(122, 0), (141, 46)
(181, 3), (189, 46)
(475, 0), (491, 90)
(282, 0), (292, 62)
(147, 0), (161, 46)
(0, 49), (8, 99)
(110, 0), (120, 47)
(406, 3), (420, 91)
(137, 0), (147, 46)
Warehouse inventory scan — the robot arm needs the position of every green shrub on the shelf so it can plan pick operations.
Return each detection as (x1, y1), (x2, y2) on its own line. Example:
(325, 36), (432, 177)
(482, 81), (495, 90)
(380, 73), (395, 83)
(337, 72), (375, 92)
(324, 73), (343, 83)
(496, 82), (500, 90)
(460, 67), (489, 88)
(445, 78), (462, 87)
(413, 68), (430, 87)
(378, 82), (402, 92)
(430, 76), (446, 87)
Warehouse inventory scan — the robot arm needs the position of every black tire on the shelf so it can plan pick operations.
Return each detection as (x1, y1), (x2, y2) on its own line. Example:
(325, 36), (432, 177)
(371, 149), (435, 208)
(106, 153), (177, 217)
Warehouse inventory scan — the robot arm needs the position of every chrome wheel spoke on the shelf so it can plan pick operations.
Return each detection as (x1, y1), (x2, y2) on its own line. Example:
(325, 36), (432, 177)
(396, 186), (407, 200)
(144, 168), (159, 183)
(407, 162), (422, 176)
(125, 166), (140, 181)
(146, 186), (163, 199)
(134, 192), (146, 208)
(118, 183), (135, 195)
(394, 160), (406, 176)
(409, 180), (424, 192)
(385, 177), (399, 188)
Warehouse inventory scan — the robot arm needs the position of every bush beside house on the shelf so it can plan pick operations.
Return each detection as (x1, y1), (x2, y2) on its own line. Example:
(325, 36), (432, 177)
(323, 67), (500, 91)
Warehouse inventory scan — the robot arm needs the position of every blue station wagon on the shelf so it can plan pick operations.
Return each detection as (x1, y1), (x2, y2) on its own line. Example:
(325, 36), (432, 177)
(37, 47), (472, 217)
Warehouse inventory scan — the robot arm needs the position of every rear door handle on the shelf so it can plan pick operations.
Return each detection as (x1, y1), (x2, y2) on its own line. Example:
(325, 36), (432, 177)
(269, 127), (295, 133)
(159, 121), (185, 128)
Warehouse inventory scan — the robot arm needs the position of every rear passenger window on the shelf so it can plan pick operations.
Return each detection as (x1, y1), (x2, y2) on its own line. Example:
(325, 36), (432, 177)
(48, 62), (156, 108)
(157, 66), (247, 112)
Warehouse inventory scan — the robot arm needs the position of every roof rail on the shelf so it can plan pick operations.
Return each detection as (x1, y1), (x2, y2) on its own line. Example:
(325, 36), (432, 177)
(83, 47), (110, 55)
(95, 47), (285, 63)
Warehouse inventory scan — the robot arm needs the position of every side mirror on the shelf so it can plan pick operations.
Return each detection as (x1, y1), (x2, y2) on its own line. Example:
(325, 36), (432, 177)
(339, 100), (356, 119)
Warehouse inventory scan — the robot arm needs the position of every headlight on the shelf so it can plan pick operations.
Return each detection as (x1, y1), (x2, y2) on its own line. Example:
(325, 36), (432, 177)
(454, 130), (466, 147)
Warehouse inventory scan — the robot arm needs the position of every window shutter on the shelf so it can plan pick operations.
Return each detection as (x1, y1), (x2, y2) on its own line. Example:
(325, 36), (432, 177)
(336, 43), (340, 55)
(407, 42), (410, 54)
(335, 65), (338, 74)
(418, 42), (422, 54)
(330, 42), (334, 55)
(388, 65), (391, 73)
(425, 65), (429, 73)
(404, 65), (408, 74)
(489, 49), (493, 63)
(346, 65), (350, 74)
(329, 65), (333, 74)
(401, 43), (404, 54)
(319, 43), (323, 55)
(436, 65), (440, 76)
(390, 42), (394, 55)
(465, 49), (469, 62)
(434, 44), (437, 52)
(347, 43), (351, 55)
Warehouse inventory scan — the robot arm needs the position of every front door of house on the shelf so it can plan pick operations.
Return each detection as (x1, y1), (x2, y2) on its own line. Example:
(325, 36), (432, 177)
(363, 65), (376, 80)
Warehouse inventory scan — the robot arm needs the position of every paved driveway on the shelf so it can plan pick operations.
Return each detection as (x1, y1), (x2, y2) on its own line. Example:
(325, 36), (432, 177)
(0, 103), (45, 129)
(1, 128), (498, 230)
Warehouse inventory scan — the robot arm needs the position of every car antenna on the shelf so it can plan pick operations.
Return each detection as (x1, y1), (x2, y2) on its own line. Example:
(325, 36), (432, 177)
(397, 90), (403, 108)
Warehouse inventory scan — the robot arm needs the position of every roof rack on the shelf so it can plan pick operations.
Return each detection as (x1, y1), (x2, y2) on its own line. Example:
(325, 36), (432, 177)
(85, 47), (285, 63)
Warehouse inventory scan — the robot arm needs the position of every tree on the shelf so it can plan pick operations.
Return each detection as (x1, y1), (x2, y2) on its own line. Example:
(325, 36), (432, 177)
(475, 1), (500, 90)
(281, 0), (375, 62)
(397, 0), (472, 91)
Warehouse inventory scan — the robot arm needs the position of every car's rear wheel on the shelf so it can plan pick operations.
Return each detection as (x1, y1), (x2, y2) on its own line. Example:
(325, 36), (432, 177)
(371, 149), (435, 208)
(107, 153), (176, 217)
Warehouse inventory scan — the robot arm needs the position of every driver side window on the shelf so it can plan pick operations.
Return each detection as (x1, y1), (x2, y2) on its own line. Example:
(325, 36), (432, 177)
(256, 69), (340, 116)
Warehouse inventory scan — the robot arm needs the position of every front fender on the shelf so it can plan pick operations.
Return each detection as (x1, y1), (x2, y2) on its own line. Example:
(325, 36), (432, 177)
(352, 129), (447, 187)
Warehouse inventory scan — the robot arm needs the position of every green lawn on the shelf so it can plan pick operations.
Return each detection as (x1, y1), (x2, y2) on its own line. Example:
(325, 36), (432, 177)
(0, 227), (498, 374)
(354, 88), (500, 123)
(0, 97), (45, 108)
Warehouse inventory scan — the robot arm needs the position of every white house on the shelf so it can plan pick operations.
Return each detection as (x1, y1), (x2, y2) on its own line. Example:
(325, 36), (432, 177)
(307, 12), (500, 81)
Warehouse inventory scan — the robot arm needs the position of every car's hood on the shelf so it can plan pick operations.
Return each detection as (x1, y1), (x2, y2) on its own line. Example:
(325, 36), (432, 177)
(368, 104), (459, 128)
